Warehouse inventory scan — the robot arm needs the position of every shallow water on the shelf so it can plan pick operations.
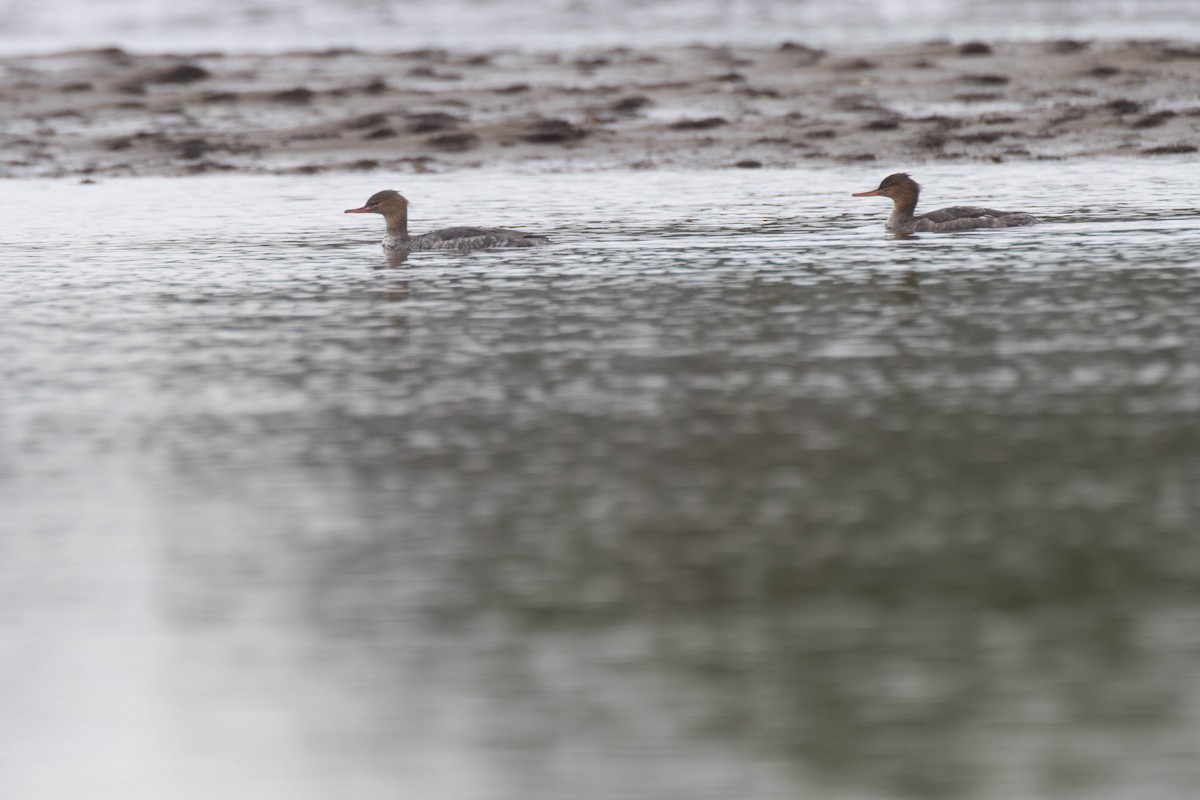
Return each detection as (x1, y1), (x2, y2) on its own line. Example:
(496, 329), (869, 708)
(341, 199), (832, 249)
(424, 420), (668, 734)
(3, 0), (1200, 54)
(3, 161), (1200, 799)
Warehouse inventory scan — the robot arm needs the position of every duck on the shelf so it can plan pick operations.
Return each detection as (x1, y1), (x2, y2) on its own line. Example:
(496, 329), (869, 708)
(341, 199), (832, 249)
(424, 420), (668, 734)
(852, 173), (1039, 233)
(345, 190), (550, 251)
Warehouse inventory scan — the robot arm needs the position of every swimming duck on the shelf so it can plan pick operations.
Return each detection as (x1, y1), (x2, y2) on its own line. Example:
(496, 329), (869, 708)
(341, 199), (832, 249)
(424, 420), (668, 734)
(853, 173), (1039, 233)
(345, 190), (550, 251)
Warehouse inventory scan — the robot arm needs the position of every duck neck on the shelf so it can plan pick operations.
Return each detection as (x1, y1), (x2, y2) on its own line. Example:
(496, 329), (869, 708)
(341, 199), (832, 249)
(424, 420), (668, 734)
(384, 208), (410, 240)
(888, 189), (919, 229)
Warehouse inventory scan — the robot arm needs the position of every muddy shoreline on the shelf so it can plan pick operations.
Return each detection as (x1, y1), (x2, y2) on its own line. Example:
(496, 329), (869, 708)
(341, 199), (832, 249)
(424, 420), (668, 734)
(2, 38), (1197, 178)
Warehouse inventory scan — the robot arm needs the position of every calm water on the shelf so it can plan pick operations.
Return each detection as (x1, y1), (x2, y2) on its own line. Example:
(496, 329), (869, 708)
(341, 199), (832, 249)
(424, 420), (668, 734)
(3, 162), (1200, 799)
(3, 0), (1200, 54)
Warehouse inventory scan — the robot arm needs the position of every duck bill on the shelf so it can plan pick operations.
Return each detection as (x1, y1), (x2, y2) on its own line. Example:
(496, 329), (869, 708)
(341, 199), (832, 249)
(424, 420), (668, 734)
(344, 206), (373, 213)
(852, 190), (881, 197)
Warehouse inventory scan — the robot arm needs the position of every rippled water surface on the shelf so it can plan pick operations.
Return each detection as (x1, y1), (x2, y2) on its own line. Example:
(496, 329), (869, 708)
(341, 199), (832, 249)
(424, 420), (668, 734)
(4, 162), (1200, 799)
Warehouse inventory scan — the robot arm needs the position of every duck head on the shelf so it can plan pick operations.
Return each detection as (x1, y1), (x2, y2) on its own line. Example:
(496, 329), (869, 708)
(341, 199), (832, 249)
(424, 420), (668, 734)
(345, 189), (408, 217)
(852, 173), (920, 203)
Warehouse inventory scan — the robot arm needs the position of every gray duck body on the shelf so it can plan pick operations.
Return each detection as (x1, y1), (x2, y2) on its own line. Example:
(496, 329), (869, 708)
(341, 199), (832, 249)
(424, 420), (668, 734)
(389, 226), (549, 252)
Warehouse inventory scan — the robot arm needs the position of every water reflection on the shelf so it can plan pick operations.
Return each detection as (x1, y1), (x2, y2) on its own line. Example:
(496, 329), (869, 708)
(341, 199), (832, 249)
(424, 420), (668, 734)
(3, 165), (1200, 799)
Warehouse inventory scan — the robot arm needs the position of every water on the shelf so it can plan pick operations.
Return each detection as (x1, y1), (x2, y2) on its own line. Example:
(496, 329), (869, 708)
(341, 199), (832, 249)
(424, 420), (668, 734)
(2, 0), (1200, 55)
(3, 162), (1200, 798)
